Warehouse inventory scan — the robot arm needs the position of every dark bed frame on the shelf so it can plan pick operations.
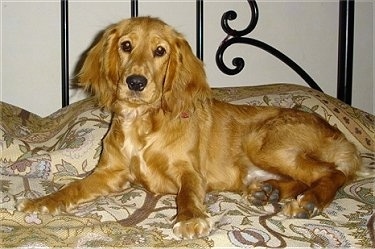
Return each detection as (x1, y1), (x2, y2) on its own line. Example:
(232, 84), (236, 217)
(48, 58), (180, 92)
(60, 0), (354, 107)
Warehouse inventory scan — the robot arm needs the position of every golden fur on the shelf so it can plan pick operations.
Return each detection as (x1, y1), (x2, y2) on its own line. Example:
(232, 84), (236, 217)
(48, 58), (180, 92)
(18, 17), (361, 239)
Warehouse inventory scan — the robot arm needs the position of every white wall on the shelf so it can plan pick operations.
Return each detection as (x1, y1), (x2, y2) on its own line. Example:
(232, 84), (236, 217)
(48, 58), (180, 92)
(352, 0), (374, 114)
(1, 0), (373, 116)
(2, 1), (61, 116)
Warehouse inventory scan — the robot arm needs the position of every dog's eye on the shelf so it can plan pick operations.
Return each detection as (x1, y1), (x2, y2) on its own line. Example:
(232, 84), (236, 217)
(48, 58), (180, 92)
(121, 41), (132, 52)
(154, 46), (166, 57)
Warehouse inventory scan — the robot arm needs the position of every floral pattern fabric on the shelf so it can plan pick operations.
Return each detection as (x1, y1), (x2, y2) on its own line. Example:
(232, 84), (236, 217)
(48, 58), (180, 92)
(1, 84), (374, 248)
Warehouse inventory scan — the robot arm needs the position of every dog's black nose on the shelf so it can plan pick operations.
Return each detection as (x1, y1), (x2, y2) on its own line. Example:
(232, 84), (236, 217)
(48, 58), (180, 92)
(126, 75), (148, 91)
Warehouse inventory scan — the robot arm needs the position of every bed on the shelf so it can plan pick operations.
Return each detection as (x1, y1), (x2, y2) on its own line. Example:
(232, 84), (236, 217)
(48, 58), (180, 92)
(1, 0), (374, 247)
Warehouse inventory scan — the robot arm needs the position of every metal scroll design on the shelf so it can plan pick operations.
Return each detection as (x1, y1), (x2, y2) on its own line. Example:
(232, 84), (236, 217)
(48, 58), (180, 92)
(215, 0), (323, 92)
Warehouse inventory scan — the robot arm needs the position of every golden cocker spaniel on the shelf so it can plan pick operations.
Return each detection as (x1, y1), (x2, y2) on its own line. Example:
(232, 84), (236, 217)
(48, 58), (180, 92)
(17, 17), (361, 239)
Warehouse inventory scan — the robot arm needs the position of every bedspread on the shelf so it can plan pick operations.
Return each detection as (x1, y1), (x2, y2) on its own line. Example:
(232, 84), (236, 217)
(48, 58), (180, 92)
(1, 84), (374, 248)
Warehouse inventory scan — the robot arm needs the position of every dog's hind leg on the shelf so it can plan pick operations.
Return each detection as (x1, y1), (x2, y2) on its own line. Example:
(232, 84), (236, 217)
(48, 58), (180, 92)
(246, 151), (348, 218)
(281, 168), (347, 218)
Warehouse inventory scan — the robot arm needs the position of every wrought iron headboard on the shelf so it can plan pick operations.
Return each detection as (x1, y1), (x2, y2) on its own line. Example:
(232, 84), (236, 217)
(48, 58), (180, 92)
(60, 0), (354, 107)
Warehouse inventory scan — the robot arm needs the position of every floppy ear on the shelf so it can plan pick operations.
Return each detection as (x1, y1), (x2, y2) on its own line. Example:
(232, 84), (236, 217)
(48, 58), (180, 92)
(162, 36), (212, 117)
(78, 26), (120, 108)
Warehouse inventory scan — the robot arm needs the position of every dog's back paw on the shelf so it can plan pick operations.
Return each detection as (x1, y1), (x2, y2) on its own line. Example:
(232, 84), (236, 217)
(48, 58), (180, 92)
(247, 182), (280, 205)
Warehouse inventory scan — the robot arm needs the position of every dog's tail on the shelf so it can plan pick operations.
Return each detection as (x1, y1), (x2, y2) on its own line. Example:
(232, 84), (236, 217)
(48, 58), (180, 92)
(330, 135), (363, 180)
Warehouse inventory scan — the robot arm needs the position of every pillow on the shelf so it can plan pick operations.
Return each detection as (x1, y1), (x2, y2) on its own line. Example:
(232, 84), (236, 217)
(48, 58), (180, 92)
(1, 83), (373, 182)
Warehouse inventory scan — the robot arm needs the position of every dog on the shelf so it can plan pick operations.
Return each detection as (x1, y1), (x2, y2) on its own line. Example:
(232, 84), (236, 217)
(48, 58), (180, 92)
(17, 16), (361, 239)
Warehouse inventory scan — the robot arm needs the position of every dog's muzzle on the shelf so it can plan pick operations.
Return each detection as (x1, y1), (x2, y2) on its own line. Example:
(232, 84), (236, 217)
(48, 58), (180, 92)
(126, 75), (148, 91)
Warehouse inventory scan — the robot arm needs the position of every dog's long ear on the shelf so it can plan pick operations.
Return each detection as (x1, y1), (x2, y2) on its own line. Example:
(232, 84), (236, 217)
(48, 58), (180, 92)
(78, 26), (120, 108)
(162, 35), (212, 117)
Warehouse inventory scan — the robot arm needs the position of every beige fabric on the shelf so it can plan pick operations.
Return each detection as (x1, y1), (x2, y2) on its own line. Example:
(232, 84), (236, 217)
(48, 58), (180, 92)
(1, 84), (374, 247)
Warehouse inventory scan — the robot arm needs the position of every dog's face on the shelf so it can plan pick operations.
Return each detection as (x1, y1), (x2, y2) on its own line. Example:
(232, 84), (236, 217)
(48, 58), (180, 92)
(115, 18), (172, 106)
(79, 17), (211, 115)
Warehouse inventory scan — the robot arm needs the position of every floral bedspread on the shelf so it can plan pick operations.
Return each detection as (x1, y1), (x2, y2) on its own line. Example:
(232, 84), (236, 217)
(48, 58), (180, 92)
(1, 84), (374, 248)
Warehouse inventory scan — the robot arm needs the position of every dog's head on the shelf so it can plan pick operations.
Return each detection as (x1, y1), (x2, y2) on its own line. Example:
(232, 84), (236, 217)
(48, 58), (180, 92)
(78, 16), (211, 115)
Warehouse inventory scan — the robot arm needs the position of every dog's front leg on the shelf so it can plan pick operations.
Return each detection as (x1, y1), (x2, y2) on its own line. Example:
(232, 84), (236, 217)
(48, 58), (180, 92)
(17, 168), (128, 215)
(17, 131), (130, 215)
(173, 169), (210, 239)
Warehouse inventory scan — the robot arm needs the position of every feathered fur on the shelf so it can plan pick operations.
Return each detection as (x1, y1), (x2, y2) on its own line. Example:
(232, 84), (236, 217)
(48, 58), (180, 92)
(17, 17), (361, 239)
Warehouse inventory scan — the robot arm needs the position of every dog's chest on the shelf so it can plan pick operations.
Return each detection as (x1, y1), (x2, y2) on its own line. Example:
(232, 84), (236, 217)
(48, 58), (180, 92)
(115, 109), (193, 194)
(119, 109), (154, 154)
(118, 110), (161, 183)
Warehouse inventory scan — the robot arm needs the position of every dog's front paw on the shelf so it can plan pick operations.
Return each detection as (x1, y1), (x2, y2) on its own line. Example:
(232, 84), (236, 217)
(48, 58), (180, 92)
(16, 197), (66, 215)
(173, 217), (211, 239)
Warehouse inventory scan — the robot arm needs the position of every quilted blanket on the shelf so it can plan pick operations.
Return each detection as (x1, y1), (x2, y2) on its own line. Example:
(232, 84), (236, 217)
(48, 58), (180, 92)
(1, 84), (374, 248)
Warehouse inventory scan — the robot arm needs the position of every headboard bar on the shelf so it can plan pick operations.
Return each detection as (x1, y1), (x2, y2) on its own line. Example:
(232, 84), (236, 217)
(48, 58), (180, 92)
(337, 0), (354, 105)
(196, 0), (204, 60)
(131, 0), (138, 18)
(61, 0), (69, 107)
